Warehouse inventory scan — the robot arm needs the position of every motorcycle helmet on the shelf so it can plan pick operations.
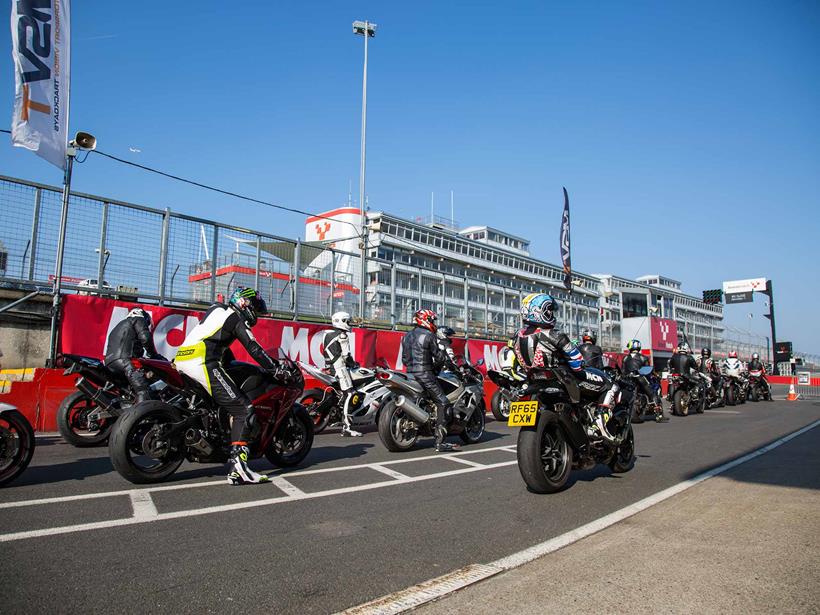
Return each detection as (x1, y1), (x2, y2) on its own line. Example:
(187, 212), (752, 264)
(751, 352), (759, 360)
(228, 287), (267, 326)
(728, 350), (738, 359)
(627, 339), (642, 353)
(701, 348), (711, 358)
(436, 326), (455, 341)
(678, 343), (691, 354)
(126, 307), (152, 330)
(581, 330), (596, 345)
(331, 311), (352, 332)
(520, 293), (558, 328)
(414, 309), (438, 332)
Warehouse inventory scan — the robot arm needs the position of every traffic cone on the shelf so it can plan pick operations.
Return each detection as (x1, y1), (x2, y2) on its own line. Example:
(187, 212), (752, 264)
(787, 382), (798, 401)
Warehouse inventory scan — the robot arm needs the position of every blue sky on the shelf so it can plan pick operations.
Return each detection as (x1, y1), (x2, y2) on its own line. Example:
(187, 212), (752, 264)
(2, 1), (818, 351)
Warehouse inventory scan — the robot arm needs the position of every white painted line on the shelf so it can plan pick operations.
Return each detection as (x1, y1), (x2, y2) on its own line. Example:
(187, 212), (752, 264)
(708, 410), (741, 414)
(0, 443), (518, 511)
(441, 455), (485, 468)
(370, 465), (410, 480)
(268, 476), (306, 497)
(337, 418), (820, 615)
(0, 460), (519, 543)
(129, 491), (158, 520)
(500, 446), (518, 454)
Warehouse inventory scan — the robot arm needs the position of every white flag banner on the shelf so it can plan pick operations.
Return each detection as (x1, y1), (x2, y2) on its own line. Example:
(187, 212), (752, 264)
(10, 0), (71, 170)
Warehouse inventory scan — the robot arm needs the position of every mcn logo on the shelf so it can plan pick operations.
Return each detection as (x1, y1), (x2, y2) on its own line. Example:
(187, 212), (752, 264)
(315, 222), (331, 241)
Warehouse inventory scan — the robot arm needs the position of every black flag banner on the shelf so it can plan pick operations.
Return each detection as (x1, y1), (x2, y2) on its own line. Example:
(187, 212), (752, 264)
(560, 187), (571, 290)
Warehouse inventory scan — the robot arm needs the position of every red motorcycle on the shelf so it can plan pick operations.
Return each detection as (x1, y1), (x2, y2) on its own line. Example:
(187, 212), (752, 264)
(108, 358), (312, 484)
(748, 369), (772, 401)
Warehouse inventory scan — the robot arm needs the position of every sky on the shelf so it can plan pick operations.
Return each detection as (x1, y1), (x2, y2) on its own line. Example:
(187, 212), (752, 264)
(2, 1), (819, 351)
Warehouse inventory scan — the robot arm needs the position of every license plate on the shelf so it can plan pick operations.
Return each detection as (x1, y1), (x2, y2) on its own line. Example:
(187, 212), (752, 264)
(507, 400), (538, 427)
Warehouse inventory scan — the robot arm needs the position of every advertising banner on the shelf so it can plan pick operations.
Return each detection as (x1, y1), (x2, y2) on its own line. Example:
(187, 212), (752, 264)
(559, 187), (571, 290)
(722, 278), (766, 295)
(650, 317), (678, 352)
(11, 0), (71, 169)
(725, 291), (754, 304)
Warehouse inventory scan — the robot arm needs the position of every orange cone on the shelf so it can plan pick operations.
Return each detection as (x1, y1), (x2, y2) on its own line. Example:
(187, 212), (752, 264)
(787, 382), (798, 401)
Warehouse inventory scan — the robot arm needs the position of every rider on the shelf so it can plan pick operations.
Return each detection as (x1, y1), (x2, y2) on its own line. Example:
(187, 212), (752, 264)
(696, 347), (723, 402)
(435, 326), (459, 372)
(104, 308), (165, 404)
(322, 311), (363, 438)
(499, 339), (527, 382)
(174, 287), (287, 486)
(401, 309), (458, 452)
(669, 343), (700, 390)
(578, 330), (604, 369)
(747, 353), (767, 378)
(622, 339), (665, 422)
(511, 293), (617, 441)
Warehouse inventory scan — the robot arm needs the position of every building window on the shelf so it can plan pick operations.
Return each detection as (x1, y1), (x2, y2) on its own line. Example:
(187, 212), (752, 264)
(622, 292), (648, 318)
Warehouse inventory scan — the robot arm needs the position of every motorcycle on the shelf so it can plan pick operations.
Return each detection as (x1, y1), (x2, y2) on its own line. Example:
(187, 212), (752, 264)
(513, 366), (634, 494)
(487, 369), (526, 422)
(0, 403), (35, 487)
(375, 359), (486, 452)
(624, 366), (665, 423)
(298, 362), (390, 433)
(108, 359), (313, 484)
(748, 369), (771, 401)
(721, 361), (747, 406)
(56, 354), (177, 447)
(666, 371), (706, 416)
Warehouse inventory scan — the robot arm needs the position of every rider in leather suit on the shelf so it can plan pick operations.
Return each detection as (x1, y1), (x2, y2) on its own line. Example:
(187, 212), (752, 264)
(104, 308), (165, 404)
(175, 287), (287, 485)
(577, 331), (604, 370)
(435, 326), (459, 372)
(696, 347), (723, 403)
(511, 293), (617, 441)
(669, 343), (701, 389)
(622, 339), (665, 422)
(322, 311), (363, 437)
(401, 309), (458, 452)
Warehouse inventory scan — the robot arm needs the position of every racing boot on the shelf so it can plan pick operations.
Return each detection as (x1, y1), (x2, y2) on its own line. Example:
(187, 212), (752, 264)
(652, 400), (669, 422)
(227, 444), (270, 485)
(434, 426), (459, 452)
(594, 407), (618, 442)
(340, 413), (363, 438)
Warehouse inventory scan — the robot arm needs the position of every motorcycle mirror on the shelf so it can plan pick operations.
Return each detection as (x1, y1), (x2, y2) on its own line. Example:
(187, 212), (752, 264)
(475, 358), (485, 367)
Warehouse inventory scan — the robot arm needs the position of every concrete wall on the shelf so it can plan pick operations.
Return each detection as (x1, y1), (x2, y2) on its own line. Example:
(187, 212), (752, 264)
(0, 292), (52, 370)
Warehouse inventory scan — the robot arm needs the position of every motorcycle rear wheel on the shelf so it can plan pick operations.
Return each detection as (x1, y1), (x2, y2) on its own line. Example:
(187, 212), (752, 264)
(750, 387), (759, 402)
(0, 409), (35, 487)
(673, 390), (689, 416)
(57, 391), (115, 447)
(725, 386), (736, 406)
(490, 389), (511, 422)
(608, 423), (635, 473)
(377, 400), (419, 452)
(109, 401), (185, 484)
(300, 388), (333, 434)
(265, 406), (314, 468)
(517, 411), (572, 494)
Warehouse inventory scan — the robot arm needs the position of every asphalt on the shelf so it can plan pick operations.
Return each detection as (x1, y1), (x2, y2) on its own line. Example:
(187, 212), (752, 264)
(1, 399), (818, 614)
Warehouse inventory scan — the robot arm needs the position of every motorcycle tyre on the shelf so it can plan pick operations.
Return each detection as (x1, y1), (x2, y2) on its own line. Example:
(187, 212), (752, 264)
(300, 388), (333, 434)
(109, 401), (185, 485)
(265, 406), (314, 468)
(460, 400), (486, 445)
(490, 389), (511, 422)
(726, 387), (736, 406)
(609, 423), (635, 473)
(0, 409), (35, 487)
(57, 391), (115, 448)
(377, 400), (419, 452)
(750, 387), (758, 402)
(516, 412), (572, 494)
(673, 390), (689, 417)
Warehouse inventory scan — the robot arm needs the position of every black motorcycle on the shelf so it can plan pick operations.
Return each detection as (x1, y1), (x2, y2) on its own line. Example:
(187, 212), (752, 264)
(57, 354), (179, 447)
(622, 366), (665, 423)
(487, 369), (526, 422)
(513, 366), (634, 494)
(375, 359), (486, 452)
(0, 403), (35, 487)
(666, 371), (706, 416)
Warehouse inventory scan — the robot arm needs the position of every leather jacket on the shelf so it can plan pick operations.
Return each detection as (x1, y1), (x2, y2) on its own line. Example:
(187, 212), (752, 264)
(402, 326), (446, 374)
(511, 326), (584, 373)
(669, 352), (697, 377)
(578, 343), (604, 370)
(105, 315), (162, 364)
(622, 351), (649, 375)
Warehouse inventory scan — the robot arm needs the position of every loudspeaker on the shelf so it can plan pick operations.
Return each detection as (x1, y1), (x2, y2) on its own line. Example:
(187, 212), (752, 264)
(73, 131), (97, 151)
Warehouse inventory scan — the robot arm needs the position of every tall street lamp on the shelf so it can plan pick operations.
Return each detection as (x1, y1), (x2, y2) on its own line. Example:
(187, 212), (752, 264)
(353, 19), (376, 320)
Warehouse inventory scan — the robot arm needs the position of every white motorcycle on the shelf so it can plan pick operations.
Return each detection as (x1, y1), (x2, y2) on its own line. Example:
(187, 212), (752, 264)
(298, 362), (390, 433)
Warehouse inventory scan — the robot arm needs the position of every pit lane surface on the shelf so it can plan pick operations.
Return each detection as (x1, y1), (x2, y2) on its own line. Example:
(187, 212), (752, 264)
(1, 400), (818, 614)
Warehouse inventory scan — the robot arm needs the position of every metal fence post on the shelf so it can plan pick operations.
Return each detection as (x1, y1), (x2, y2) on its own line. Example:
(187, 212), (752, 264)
(254, 235), (261, 293)
(390, 260), (397, 329)
(210, 226), (219, 303)
(27, 188), (41, 281)
(441, 272), (447, 326)
(484, 282), (489, 337)
(417, 271), (422, 312)
(463, 277), (469, 335)
(330, 249), (336, 315)
(157, 208), (171, 305)
(502, 286), (508, 337)
(96, 202), (109, 294)
(293, 240), (301, 320)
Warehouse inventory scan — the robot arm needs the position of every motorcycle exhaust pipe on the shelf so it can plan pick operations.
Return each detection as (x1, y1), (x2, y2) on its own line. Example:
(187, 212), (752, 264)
(395, 395), (430, 424)
(184, 428), (214, 456)
(75, 378), (118, 411)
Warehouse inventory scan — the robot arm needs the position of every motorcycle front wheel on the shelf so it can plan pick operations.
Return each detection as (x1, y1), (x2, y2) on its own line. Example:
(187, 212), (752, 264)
(490, 389), (511, 422)
(460, 400), (486, 445)
(0, 409), (35, 487)
(109, 401), (185, 484)
(608, 423), (635, 473)
(57, 391), (115, 447)
(377, 400), (419, 452)
(265, 405), (314, 468)
(517, 411), (572, 494)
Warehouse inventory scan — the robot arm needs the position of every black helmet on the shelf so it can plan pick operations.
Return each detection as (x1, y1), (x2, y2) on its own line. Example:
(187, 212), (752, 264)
(701, 348), (711, 358)
(436, 326), (456, 341)
(228, 287), (267, 326)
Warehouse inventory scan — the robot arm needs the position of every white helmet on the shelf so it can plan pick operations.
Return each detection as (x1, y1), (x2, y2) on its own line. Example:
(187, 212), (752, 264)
(331, 311), (352, 332)
(127, 308), (152, 328)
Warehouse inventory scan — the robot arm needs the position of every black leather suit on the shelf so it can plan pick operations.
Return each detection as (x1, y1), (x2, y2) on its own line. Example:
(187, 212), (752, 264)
(104, 314), (163, 403)
(622, 351), (660, 405)
(402, 326), (451, 433)
(578, 343), (604, 370)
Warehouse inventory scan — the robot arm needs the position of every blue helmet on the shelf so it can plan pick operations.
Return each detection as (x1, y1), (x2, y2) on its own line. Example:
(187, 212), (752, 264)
(520, 293), (558, 328)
